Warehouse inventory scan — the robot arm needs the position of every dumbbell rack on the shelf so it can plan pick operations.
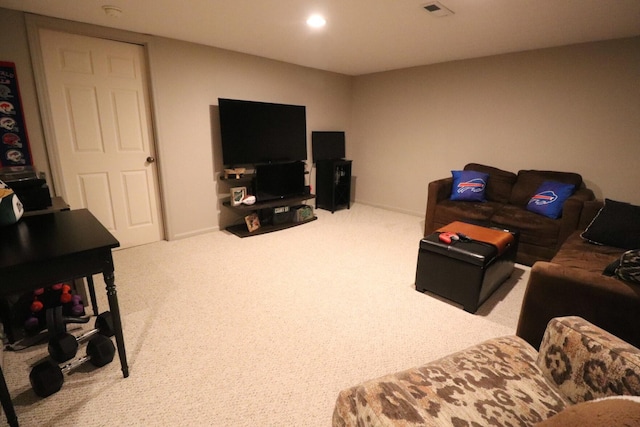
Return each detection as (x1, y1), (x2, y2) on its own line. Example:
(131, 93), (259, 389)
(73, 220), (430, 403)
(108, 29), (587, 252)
(40, 277), (101, 341)
(45, 306), (89, 340)
(2, 278), (100, 352)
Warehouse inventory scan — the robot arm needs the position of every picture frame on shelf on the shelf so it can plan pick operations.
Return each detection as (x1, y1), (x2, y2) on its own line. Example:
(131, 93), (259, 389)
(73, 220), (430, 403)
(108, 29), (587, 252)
(244, 212), (261, 232)
(224, 167), (246, 179)
(230, 186), (246, 206)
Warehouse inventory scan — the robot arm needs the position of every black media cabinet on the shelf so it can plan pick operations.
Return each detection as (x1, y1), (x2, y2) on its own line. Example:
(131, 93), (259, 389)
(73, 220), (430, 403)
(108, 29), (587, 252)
(315, 159), (352, 213)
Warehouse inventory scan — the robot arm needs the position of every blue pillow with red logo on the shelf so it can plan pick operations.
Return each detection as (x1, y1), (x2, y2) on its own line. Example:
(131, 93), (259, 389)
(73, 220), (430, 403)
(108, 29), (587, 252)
(526, 180), (575, 219)
(450, 170), (489, 202)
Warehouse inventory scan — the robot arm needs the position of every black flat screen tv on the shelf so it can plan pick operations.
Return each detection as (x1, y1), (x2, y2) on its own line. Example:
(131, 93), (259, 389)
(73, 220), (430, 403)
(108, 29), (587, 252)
(254, 161), (305, 202)
(218, 98), (307, 166)
(312, 131), (345, 162)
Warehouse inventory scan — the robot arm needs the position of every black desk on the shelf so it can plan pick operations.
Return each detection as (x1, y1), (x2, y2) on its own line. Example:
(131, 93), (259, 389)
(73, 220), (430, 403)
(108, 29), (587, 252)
(0, 209), (128, 427)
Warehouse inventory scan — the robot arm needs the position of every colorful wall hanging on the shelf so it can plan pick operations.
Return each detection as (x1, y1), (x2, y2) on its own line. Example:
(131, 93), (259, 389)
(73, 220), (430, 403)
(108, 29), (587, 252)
(0, 61), (33, 167)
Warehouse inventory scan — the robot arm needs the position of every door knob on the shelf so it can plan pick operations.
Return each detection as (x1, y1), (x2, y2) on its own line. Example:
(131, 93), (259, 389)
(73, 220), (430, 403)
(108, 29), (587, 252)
(146, 156), (156, 163)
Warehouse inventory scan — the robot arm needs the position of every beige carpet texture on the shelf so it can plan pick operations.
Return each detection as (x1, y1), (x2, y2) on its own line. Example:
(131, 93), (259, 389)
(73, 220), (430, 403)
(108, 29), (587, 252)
(2, 204), (530, 426)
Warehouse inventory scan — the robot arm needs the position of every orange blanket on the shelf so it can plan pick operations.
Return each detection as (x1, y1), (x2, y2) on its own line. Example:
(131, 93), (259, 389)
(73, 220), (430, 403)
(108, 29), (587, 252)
(436, 221), (514, 255)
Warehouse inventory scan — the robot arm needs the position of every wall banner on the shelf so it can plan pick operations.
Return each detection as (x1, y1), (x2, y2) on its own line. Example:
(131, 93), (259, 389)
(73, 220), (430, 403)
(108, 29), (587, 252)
(0, 61), (33, 167)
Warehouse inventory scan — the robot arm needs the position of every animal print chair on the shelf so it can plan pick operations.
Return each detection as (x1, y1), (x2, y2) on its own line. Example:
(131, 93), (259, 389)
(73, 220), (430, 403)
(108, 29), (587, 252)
(332, 316), (640, 426)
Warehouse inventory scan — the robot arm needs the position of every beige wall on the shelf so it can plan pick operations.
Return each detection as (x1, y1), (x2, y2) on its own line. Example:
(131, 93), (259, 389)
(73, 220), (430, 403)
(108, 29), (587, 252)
(149, 39), (351, 237)
(0, 10), (352, 240)
(2, 7), (638, 238)
(147, 37), (352, 238)
(350, 37), (640, 215)
(0, 9), (51, 182)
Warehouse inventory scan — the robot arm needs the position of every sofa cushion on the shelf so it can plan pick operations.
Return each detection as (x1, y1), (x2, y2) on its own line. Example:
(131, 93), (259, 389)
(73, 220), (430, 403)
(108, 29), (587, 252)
(581, 198), (640, 250)
(464, 163), (517, 204)
(526, 181), (576, 219)
(535, 396), (640, 427)
(552, 231), (625, 275)
(433, 199), (502, 228)
(491, 204), (561, 249)
(509, 170), (582, 208)
(332, 335), (567, 427)
(450, 170), (488, 201)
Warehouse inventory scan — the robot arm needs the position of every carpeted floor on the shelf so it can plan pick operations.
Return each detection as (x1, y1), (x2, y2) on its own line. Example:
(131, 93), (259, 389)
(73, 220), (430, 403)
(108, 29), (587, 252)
(2, 203), (530, 426)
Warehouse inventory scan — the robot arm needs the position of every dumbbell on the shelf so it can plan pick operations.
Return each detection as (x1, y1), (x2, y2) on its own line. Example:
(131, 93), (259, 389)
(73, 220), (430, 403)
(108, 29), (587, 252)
(48, 312), (114, 363)
(30, 335), (115, 398)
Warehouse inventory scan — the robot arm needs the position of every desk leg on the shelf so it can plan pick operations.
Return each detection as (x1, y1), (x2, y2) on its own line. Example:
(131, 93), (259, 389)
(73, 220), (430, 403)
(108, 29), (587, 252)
(103, 271), (129, 378)
(0, 365), (18, 427)
(86, 275), (99, 316)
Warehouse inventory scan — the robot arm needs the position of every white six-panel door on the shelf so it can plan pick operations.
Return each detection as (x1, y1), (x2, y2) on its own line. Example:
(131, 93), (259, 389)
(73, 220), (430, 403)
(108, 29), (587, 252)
(38, 29), (163, 248)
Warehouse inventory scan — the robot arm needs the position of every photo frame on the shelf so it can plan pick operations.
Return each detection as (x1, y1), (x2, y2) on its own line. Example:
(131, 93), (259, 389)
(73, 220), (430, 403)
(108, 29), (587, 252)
(230, 186), (246, 206)
(244, 212), (261, 232)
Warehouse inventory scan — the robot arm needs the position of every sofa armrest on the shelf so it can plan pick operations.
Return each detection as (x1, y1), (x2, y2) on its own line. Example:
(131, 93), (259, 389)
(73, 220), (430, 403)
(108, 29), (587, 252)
(555, 188), (595, 249)
(537, 316), (640, 404)
(424, 177), (453, 235)
(516, 261), (640, 349)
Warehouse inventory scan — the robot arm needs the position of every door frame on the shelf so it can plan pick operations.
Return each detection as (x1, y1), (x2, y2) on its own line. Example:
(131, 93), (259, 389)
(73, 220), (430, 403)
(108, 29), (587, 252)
(25, 14), (167, 239)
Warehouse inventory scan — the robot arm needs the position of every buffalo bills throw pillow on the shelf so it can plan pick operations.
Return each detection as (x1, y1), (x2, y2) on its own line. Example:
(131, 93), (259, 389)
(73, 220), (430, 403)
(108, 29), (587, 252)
(450, 170), (488, 202)
(526, 180), (575, 219)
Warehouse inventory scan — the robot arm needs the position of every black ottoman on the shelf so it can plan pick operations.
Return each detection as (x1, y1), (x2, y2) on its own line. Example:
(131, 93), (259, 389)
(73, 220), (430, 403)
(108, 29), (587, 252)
(415, 221), (518, 313)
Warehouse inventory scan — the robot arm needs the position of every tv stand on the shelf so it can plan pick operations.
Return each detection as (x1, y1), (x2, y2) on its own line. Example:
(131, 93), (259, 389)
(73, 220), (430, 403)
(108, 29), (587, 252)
(222, 193), (316, 237)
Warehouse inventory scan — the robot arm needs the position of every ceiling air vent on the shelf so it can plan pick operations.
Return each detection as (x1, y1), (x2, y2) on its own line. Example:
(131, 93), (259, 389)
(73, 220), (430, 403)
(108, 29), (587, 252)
(423, 2), (454, 17)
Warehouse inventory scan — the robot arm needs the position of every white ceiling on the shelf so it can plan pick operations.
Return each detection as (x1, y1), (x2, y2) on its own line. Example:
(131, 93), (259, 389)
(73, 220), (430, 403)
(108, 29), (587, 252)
(2, 0), (640, 75)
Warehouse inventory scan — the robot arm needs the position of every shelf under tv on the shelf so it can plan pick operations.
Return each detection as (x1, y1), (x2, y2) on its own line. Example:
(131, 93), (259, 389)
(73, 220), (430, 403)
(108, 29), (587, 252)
(223, 194), (316, 238)
(225, 215), (317, 237)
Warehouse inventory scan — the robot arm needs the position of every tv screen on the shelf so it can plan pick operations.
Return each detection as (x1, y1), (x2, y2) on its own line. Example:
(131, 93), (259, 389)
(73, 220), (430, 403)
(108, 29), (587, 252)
(254, 161), (305, 202)
(218, 98), (307, 165)
(312, 131), (345, 161)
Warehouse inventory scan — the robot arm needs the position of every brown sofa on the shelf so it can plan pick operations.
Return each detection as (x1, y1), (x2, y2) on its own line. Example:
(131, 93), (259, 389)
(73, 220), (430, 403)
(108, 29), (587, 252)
(424, 163), (595, 266)
(516, 200), (640, 349)
(333, 316), (640, 427)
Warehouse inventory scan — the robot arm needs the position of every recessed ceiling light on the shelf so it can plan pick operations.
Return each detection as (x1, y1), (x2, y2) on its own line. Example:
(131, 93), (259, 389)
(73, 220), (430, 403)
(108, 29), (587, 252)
(306, 14), (326, 28)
